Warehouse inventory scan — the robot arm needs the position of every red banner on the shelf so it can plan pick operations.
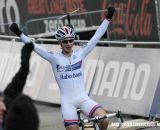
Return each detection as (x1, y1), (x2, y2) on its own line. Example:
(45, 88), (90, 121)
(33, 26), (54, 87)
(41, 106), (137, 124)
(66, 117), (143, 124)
(0, 0), (158, 41)
(103, 0), (158, 41)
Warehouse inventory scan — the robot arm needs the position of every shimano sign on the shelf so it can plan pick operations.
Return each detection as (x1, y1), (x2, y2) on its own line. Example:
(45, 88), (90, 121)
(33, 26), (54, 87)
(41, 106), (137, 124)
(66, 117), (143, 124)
(90, 47), (160, 117)
(91, 61), (150, 101)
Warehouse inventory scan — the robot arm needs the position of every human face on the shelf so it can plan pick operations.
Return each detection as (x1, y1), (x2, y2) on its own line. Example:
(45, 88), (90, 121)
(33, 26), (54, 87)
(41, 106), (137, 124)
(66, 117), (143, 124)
(61, 38), (74, 56)
(0, 97), (6, 123)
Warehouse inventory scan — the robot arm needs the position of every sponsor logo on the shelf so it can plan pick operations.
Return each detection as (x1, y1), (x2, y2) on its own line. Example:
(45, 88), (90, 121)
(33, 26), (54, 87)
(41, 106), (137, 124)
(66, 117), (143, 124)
(56, 60), (82, 72)
(60, 71), (82, 79)
(86, 60), (151, 101)
(0, 0), (20, 33)
(56, 65), (65, 72)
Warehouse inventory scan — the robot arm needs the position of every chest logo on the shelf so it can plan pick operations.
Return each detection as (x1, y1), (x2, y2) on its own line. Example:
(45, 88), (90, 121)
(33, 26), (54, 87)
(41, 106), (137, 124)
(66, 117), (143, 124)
(56, 60), (82, 72)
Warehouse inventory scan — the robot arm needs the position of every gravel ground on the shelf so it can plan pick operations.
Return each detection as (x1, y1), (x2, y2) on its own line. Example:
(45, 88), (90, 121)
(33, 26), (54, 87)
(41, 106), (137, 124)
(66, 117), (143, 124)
(35, 102), (160, 130)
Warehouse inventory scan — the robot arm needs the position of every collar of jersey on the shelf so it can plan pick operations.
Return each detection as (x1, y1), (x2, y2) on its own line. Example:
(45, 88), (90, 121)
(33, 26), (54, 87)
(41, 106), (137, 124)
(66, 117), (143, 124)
(61, 51), (74, 58)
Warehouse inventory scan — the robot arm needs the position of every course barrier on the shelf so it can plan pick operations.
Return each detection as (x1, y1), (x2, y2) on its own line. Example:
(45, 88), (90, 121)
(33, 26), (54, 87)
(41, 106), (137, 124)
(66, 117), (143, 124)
(0, 39), (160, 118)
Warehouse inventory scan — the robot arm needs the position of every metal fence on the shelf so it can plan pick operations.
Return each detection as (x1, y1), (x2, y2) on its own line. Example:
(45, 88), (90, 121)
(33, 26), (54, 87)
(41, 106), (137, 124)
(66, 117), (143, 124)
(0, 35), (160, 48)
(23, 9), (126, 39)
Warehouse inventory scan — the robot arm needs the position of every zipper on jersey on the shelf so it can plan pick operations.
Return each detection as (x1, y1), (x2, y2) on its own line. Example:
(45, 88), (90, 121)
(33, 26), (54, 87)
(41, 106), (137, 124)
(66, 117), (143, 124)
(68, 57), (75, 88)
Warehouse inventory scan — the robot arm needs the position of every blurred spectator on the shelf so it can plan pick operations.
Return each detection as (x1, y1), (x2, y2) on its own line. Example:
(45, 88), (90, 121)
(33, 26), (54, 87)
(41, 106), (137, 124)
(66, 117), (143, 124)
(0, 43), (33, 129)
(4, 94), (39, 130)
(3, 43), (33, 109)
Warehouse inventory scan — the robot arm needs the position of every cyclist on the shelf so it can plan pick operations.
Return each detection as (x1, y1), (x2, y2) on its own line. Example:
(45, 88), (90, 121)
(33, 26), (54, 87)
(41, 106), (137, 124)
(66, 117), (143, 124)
(10, 7), (115, 130)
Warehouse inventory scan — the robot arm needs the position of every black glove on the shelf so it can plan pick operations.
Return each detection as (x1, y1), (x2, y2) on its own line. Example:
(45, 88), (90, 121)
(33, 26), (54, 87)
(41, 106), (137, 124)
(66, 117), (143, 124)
(9, 23), (22, 36)
(106, 7), (115, 20)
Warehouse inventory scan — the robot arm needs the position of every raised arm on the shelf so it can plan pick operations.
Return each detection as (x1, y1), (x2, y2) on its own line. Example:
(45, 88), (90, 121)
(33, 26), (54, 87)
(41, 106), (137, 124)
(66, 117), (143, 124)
(80, 7), (115, 58)
(4, 43), (33, 109)
(9, 23), (53, 62)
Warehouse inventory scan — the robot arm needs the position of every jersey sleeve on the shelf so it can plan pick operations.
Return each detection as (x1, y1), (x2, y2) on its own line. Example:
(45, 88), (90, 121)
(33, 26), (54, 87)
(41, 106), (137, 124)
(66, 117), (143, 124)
(79, 19), (110, 58)
(20, 33), (53, 62)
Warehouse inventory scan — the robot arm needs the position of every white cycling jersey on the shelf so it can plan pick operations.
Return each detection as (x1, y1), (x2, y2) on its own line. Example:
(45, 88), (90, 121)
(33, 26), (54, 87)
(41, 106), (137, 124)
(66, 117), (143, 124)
(20, 19), (110, 126)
